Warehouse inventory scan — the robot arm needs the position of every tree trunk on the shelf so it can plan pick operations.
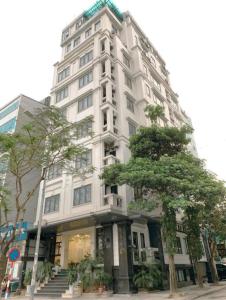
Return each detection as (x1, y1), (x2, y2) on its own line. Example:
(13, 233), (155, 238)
(194, 260), (203, 288)
(0, 253), (7, 299)
(168, 254), (178, 297)
(209, 240), (219, 284)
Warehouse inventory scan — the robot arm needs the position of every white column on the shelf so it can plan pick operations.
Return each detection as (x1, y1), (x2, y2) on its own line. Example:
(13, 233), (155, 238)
(113, 223), (119, 266)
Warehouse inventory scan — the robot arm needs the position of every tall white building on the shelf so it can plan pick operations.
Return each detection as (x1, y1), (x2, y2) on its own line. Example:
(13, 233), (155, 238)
(34, 0), (203, 293)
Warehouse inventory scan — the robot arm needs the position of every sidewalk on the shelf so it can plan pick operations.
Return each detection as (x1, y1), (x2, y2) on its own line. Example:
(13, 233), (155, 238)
(10, 282), (226, 300)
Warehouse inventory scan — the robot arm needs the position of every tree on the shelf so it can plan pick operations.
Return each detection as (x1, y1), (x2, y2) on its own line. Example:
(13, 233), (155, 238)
(0, 106), (91, 285)
(200, 184), (226, 284)
(101, 105), (226, 297)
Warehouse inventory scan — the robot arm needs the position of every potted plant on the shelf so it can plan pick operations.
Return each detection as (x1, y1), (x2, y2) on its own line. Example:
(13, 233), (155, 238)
(133, 262), (162, 292)
(78, 255), (97, 293)
(43, 261), (53, 283)
(67, 263), (78, 295)
(95, 269), (112, 294)
(23, 269), (32, 295)
(36, 262), (46, 287)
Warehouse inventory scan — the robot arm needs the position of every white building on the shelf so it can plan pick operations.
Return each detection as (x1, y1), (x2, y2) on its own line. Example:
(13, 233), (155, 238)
(34, 0), (205, 292)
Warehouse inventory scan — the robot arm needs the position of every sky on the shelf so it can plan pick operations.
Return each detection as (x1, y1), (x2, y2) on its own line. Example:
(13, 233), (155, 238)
(0, 0), (225, 180)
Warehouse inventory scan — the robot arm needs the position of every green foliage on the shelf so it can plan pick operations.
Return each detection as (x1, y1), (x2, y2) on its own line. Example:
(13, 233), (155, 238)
(0, 105), (91, 256)
(133, 262), (162, 290)
(36, 261), (53, 283)
(101, 104), (226, 275)
(144, 104), (165, 124)
(23, 269), (32, 286)
(94, 269), (112, 288)
(67, 263), (78, 285)
(78, 255), (97, 291)
(129, 125), (192, 160)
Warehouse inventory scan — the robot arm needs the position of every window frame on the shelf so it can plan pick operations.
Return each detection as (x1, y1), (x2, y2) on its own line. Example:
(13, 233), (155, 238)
(85, 27), (92, 38)
(79, 71), (93, 89)
(75, 150), (92, 170)
(95, 20), (101, 31)
(78, 94), (93, 112)
(73, 184), (92, 206)
(44, 194), (60, 214)
(126, 96), (134, 113)
(56, 86), (68, 103)
(79, 50), (93, 68)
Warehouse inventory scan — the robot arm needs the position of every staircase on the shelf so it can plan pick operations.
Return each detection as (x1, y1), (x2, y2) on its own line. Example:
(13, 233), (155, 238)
(35, 269), (68, 298)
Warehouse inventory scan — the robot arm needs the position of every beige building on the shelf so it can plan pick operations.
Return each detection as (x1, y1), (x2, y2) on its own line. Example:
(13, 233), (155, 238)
(34, 0), (204, 293)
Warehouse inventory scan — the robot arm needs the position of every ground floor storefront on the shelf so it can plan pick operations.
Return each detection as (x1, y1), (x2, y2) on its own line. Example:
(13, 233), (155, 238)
(20, 215), (197, 294)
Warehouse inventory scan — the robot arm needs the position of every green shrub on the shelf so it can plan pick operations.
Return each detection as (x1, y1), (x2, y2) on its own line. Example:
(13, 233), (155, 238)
(23, 269), (32, 286)
(133, 262), (162, 290)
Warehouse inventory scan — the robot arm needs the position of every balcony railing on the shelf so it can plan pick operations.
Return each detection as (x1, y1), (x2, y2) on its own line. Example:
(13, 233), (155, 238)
(103, 155), (119, 166)
(103, 193), (122, 208)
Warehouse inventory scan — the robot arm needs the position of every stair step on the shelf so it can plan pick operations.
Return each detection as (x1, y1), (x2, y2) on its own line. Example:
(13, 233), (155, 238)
(35, 293), (62, 298)
(37, 289), (67, 293)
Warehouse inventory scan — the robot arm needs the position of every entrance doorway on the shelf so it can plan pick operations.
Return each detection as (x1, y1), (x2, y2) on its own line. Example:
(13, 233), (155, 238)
(68, 233), (91, 264)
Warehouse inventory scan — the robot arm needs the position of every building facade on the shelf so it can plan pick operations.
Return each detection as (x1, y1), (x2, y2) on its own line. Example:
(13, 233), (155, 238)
(34, 0), (206, 292)
(0, 94), (44, 280)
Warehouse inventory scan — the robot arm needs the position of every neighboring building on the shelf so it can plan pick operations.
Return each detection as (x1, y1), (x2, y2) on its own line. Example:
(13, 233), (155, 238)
(33, 0), (205, 293)
(0, 94), (44, 280)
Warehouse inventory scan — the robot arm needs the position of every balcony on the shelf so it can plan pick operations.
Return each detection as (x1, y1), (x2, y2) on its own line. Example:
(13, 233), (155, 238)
(103, 155), (119, 166)
(103, 193), (122, 208)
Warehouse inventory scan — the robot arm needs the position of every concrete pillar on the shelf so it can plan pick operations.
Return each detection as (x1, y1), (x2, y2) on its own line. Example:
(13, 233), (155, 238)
(102, 223), (114, 275)
(116, 220), (136, 293)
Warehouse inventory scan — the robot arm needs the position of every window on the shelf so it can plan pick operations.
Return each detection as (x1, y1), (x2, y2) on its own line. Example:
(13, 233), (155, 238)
(184, 238), (189, 254)
(140, 233), (147, 262)
(112, 25), (117, 34)
(123, 54), (130, 68)
(176, 237), (183, 254)
(48, 164), (62, 180)
(176, 270), (186, 282)
(101, 39), (106, 52)
(78, 94), (92, 112)
(80, 51), (93, 67)
(125, 74), (132, 89)
(44, 194), (60, 214)
(58, 67), (70, 82)
(62, 29), (69, 41)
(56, 86), (68, 102)
(95, 20), (101, 31)
(0, 101), (19, 120)
(75, 150), (92, 170)
(77, 120), (92, 139)
(152, 77), (161, 91)
(126, 96), (134, 113)
(140, 233), (145, 248)
(132, 232), (139, 261)
(128, 121), (136, 136)
(66, 43), (71, 53)
(73, 36), (80, 47)
(79, 71), (93, 88)
(73, 184), (91, 206)
(153, 94), (162, 106)
(85, 28), (92, 38)
(0, 117), (16, 133)
(146, 84), (151, 96)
